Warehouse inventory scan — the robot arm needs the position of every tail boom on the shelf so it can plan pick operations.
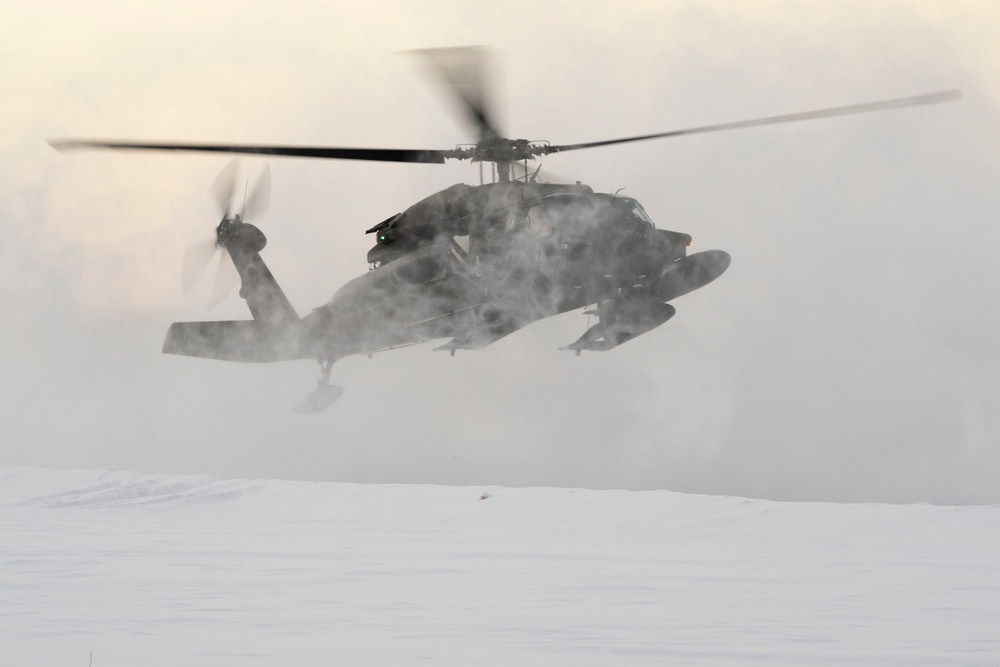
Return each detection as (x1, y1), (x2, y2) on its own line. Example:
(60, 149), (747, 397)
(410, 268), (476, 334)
(163, 320), (303, 362)
(165, 219), (303, 363)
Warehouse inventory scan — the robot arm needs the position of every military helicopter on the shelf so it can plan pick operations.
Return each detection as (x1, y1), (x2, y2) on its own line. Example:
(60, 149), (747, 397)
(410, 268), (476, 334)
(49, 48), (960, 412)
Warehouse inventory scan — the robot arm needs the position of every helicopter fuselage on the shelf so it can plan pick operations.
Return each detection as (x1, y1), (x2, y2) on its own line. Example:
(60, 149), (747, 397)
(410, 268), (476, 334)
(296, 180), (730, 360)
(163, 180), (730, 365)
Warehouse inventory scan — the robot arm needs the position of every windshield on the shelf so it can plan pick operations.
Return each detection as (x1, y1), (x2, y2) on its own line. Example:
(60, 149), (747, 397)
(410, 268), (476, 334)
(618, 197), (654, 225)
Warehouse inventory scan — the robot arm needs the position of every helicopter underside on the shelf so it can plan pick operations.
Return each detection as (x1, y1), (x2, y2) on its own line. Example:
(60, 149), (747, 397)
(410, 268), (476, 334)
(299, 244), (731, 361)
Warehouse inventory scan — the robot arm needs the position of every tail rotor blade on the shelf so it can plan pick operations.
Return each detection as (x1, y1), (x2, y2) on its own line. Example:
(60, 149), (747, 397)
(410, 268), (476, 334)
(208, 251), (241, 308)
(243, 163), (270, 220)
(210, 158), (240, 218)
(181, 239), (220, 295)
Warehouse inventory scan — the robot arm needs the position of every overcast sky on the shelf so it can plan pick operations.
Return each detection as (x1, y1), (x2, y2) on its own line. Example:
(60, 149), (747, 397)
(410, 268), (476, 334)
(2, 0), (999, 504)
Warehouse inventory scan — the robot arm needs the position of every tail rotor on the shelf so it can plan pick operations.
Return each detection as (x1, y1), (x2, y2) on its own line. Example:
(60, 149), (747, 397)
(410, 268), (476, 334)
(182, 159), (270, 305)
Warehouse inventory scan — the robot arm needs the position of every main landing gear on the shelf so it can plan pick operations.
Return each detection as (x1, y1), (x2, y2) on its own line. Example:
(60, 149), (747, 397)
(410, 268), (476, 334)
(295, 359), (344, 414)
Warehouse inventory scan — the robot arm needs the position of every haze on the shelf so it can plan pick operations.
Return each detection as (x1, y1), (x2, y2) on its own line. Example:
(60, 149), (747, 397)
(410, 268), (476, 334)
(2, 1), (998, 504)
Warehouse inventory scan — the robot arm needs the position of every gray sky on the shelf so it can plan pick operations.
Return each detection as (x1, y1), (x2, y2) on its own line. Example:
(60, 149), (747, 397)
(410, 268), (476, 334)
(2, 0), (999, 504)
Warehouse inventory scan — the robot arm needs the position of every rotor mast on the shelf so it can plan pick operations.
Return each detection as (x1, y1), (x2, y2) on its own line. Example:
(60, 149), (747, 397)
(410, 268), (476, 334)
(496, 160), (511, 182)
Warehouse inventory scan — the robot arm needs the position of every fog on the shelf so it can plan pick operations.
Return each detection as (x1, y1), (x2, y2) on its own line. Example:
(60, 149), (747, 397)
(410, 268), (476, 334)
(2, 1), (999, 504)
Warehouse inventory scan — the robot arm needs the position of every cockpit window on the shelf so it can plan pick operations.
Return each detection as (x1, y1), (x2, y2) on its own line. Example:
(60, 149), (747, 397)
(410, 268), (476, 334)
(618, 197), (654, 225)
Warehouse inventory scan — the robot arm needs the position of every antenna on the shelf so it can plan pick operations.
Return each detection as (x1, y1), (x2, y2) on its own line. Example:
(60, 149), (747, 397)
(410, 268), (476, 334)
(241, 179), (249, 216)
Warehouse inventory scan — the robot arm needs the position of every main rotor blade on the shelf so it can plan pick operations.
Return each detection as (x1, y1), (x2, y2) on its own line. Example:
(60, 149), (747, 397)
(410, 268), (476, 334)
(412, 46), (503, 143)
(48, 139), (451, 164)
(543, 89), (962, 155)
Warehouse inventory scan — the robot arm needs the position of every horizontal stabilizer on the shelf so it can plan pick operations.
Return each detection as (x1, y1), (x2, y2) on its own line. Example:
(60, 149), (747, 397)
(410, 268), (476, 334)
(163, 320), (302, 363)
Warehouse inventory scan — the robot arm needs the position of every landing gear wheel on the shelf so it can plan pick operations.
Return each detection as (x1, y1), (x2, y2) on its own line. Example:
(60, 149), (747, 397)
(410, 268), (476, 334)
(294, 360), (344, 414)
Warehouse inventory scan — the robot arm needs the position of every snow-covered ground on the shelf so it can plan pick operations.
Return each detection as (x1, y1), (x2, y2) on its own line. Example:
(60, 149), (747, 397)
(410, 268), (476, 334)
(3, 467), (1000, 665)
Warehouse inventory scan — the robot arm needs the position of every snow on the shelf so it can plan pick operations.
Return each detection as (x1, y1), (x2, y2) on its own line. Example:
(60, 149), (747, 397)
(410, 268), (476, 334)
(3, 467), (1000, 665)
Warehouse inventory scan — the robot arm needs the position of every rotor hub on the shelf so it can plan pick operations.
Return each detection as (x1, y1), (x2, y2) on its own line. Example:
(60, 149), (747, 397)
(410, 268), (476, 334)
(215, 215), (242, 248)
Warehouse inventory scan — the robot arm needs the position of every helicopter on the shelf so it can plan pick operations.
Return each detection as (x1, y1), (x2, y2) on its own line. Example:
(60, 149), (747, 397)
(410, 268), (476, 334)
(49, 48), (961, 412)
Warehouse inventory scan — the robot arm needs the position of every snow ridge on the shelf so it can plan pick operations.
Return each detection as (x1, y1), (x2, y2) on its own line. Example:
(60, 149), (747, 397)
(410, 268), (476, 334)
(8, 469), (264, 508)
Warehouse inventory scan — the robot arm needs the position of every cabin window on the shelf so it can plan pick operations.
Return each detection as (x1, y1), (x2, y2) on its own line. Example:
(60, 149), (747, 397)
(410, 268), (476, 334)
(526, 205), (555, 237)
(504, 211), (526, 234)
